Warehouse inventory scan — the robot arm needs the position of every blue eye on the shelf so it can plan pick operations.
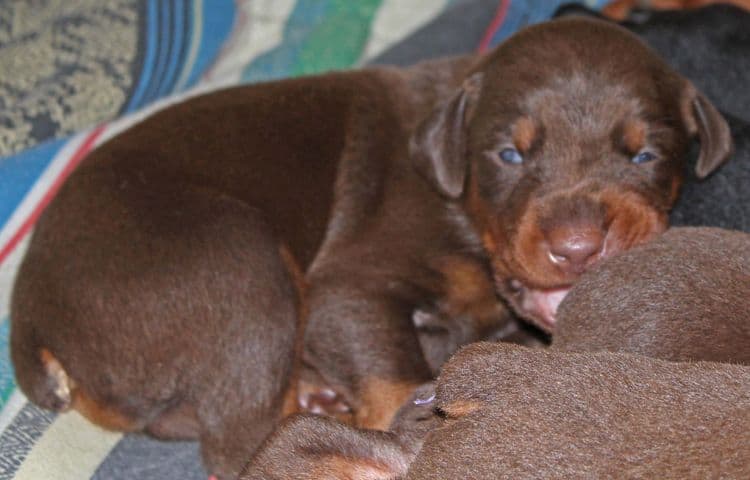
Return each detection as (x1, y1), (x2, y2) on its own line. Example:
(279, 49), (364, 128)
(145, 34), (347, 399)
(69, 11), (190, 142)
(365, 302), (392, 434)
(499, 148), (524, 165)
(632, 151), (656, 164)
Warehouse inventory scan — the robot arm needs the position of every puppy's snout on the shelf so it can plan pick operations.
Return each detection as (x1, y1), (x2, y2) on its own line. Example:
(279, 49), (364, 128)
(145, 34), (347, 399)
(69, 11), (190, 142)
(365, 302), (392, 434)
(545, 225), (605, 275)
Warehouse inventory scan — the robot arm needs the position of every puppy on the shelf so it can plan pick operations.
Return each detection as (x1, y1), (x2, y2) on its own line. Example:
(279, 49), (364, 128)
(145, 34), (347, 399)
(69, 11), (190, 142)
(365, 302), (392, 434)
(406, 343), (750, 479)
(10, 17), (730, 477)
(552, 227), (750, 364)
(243, 344), (750, 479)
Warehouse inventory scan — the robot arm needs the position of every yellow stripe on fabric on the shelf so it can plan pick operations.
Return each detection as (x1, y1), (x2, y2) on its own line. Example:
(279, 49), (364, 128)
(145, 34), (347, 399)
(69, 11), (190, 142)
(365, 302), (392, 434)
(360, 0), (450, 62)
(174, 0), (204, 90)
(13, 411), (122, 480)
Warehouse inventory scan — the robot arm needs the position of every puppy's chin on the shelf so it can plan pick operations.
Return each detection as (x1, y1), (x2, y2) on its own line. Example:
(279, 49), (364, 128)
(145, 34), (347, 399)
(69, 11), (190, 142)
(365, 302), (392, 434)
(503, 279), (570, 333)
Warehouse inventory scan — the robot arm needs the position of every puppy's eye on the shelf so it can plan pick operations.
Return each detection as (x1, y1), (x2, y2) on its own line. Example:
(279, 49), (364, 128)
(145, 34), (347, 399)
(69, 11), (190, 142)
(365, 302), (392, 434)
(499, 148), (524, 165)
(631, 151), (656, 164)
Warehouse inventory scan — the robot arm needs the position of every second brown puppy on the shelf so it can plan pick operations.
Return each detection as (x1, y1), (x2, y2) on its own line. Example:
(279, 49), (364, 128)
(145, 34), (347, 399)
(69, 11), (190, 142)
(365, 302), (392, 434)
(406, 343), (750, 479)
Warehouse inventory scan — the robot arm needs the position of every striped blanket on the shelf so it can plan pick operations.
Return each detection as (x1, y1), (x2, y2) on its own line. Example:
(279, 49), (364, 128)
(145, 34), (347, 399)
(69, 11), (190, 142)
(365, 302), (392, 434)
(0, 1), (608, 478)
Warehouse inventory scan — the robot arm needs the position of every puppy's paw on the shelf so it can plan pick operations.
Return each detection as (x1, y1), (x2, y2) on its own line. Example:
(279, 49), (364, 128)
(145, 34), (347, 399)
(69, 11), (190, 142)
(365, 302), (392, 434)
(298, 383), (352, 420)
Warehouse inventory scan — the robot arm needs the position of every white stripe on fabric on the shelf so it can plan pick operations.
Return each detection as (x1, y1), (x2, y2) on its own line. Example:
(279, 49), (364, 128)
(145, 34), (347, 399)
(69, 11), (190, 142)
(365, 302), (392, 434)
(12, 411), (122, 480)
(0, 234), (29, 322)
(0, 391), (27, 433)
(359, 0), (451, 63)
(203, 0), (296, 86)
(174, 0), (204, 91)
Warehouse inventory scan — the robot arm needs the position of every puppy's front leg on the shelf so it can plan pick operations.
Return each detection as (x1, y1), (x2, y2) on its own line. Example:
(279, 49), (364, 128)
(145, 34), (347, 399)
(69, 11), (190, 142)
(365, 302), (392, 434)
(302, 280), (432, 430)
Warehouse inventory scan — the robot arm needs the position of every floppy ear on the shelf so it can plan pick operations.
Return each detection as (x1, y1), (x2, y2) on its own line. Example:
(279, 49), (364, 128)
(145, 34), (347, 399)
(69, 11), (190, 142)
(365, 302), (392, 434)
(681, 84), (733, 179)
(410, 73), (483, 198)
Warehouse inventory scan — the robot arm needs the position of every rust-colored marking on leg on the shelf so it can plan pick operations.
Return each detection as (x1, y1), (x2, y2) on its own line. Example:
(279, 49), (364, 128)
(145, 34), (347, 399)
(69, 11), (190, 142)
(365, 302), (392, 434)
(356, 378), (422, 431)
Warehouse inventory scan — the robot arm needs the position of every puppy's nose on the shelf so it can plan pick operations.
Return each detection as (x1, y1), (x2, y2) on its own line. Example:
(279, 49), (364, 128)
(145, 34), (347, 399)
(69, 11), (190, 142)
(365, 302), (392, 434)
(546, 226), (604, 275)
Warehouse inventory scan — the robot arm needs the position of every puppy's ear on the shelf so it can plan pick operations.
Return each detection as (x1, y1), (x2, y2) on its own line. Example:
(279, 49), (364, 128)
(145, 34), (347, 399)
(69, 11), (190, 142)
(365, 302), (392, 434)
(410, 73), (483, 198)
(681, 84), (733, 179)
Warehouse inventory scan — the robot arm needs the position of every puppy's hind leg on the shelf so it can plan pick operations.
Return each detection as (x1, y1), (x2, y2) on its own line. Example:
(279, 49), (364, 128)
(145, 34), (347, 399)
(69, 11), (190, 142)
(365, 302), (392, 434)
(186, 206), (304, 479)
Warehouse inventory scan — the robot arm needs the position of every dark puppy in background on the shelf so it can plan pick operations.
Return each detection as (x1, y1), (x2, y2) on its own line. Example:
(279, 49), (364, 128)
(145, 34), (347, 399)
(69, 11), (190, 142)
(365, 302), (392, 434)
(620, 4), (750, 122)
(10, 17), (731, 477)
(601, 0), (750, 23)
(671, 115), (750, 231)
(553, 227), (750, 363)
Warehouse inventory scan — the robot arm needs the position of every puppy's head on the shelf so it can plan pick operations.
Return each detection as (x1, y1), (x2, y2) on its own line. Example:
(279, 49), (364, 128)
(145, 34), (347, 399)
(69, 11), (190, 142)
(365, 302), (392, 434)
(240, 384), (441, 480)
(411, 17), (732, 332)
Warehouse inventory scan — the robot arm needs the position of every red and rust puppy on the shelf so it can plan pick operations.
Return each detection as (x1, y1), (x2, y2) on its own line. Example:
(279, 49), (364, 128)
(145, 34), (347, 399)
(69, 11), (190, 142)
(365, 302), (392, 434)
(10, 17), (730, 478)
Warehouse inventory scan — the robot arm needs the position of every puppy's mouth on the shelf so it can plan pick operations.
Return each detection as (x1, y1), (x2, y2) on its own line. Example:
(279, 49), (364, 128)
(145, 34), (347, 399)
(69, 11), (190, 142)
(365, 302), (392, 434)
(507, 279), (570, 332)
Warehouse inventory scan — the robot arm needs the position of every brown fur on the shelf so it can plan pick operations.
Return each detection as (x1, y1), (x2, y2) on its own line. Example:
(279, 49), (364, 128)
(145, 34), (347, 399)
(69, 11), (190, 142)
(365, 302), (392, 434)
(553, 227), (750, 364)
(406, 343), (750, 479)
(413, 255), (537, 376)
(243, 344), (750, 479)
(10, 18), (730, 477)
(240, 384), (439, 480)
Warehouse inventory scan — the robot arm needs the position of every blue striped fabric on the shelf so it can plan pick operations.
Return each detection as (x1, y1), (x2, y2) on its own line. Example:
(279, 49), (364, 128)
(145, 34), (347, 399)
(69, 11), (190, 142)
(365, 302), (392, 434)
(0, 0), (236, 262)
(124, 0), (235, 113)
(0, 139), (67, 237)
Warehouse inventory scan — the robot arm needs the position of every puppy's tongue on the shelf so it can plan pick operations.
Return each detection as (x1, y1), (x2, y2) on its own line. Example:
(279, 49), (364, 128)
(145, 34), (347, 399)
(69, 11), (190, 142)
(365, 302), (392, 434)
(520, 287), (570, 332)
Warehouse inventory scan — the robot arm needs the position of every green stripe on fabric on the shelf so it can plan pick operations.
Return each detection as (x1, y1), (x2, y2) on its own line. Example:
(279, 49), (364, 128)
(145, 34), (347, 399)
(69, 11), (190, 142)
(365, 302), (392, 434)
(291, 0), (383, 76)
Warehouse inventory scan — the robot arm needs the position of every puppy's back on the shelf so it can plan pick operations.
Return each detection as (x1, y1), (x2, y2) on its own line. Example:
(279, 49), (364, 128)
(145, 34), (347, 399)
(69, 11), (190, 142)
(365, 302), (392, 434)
(406, 343), (750, 479)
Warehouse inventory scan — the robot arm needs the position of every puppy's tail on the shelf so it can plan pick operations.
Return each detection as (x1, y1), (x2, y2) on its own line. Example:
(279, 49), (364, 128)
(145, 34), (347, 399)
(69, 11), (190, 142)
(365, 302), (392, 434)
(10, 262), (74, 411)
(10, 302), (74, 413)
